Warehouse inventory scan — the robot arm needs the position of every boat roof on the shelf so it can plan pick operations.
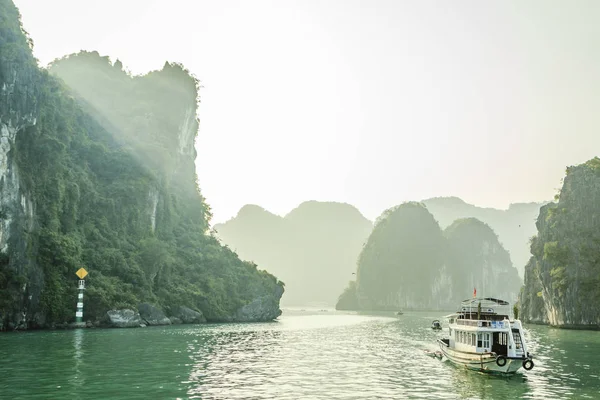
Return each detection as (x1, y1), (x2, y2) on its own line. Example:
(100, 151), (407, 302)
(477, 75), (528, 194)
(460, 297), (509, 307)
(442, 298), (511, 320)
(443, 313), (460, 319)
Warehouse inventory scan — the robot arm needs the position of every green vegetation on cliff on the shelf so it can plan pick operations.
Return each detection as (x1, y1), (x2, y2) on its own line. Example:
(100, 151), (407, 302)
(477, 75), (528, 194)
(0, 0), (282, 328)
(520, 157), (600, 328)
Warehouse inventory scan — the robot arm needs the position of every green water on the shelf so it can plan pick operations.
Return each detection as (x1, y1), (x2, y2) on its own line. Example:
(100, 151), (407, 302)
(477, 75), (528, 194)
(1, 310), (599, 399)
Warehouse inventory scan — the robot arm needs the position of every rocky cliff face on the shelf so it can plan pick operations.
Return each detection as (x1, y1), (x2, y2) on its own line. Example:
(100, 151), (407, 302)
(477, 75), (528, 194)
(519, 257), (548, 324)
(0, 0), (283, 329)
(0, 0), (44, 329)
(338, 203), (520, 311)
(520, 158), (600, 328)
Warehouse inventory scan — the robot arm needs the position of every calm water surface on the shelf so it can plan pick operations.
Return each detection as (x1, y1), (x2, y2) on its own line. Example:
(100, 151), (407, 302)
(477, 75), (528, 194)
(1, 309), (600, 399)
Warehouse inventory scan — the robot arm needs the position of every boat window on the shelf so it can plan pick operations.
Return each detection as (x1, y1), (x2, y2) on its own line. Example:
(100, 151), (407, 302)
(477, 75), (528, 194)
(483, 333), (490, 349)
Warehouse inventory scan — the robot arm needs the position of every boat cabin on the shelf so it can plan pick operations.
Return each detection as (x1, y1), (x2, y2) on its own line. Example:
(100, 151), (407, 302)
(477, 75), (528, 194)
(437, 297), (534, 373)
(443, 298), (527, 359)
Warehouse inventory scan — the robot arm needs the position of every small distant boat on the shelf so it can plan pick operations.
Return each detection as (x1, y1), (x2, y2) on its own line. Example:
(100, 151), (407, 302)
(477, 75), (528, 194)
(431, 319), (442, 330)
(395, 311), (404, 316)
(437, 297), (534, 374)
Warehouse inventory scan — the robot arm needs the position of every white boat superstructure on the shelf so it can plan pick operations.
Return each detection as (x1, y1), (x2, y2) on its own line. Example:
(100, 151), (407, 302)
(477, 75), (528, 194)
(437, 297), (534, 374)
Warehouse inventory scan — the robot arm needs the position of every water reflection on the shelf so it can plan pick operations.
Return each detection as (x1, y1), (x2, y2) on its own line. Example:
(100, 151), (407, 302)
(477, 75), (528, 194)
(177, 314), (600, 399)
(68, 328), (85, 391)
(447, 366), (530, 399)
(186, 327), (284, 399)
(523, 325), (599, 399)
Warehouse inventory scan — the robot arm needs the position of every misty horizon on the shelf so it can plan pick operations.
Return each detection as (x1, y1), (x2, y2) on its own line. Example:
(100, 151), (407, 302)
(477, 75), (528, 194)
(215, 196), (547, 225)
(14, 0), (600, 224)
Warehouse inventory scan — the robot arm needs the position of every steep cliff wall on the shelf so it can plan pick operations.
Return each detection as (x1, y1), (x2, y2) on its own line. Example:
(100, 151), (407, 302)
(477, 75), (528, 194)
(0, 0), (43, 329)
(519, 257), (548, 324)
(520, 158), (600, 328)
(0, 0), (283, 329)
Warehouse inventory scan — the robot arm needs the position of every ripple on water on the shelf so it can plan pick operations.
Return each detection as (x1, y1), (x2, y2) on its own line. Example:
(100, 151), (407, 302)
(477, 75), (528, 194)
(2, 312), (600, 399)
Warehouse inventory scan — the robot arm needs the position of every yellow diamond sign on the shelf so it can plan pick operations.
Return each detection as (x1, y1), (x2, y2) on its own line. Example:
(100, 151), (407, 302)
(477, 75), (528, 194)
(76, 268), (88, 279)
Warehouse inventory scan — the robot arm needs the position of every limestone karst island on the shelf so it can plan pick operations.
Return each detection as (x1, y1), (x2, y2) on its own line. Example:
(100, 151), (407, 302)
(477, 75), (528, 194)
(2, 0), (600, 398)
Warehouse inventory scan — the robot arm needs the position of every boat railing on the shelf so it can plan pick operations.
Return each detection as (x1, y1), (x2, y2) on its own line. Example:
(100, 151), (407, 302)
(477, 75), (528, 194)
(455, 319), (508, 328)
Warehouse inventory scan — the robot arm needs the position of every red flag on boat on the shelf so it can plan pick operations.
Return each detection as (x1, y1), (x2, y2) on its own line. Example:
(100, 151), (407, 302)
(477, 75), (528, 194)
(473, 288), (476, 298)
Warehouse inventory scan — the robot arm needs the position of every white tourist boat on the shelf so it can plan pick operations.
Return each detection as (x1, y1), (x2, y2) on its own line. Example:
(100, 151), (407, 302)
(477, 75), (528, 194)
(437, 297), (534, 374)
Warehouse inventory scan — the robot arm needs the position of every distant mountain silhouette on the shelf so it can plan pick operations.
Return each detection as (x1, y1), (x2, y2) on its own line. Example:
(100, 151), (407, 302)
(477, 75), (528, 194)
(214, 201), (372, 306)
(422, 197), (546, 276)
(215, 197), (546, 306)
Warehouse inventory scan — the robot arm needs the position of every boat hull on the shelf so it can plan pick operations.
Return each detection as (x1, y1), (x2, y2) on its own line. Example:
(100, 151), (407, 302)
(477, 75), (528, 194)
(438, 340), (523, 374)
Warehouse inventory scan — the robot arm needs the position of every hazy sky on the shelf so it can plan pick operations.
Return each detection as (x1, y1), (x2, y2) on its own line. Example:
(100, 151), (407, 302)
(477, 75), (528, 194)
(15, 0), (600, 224)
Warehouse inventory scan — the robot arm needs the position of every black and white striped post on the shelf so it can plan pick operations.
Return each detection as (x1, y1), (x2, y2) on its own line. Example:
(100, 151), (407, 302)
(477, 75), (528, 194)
(75, 268), (88, 323)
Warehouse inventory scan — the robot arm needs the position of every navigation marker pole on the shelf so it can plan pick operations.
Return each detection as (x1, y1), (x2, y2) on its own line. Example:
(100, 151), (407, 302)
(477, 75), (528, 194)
(75, 268), (88, 324)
